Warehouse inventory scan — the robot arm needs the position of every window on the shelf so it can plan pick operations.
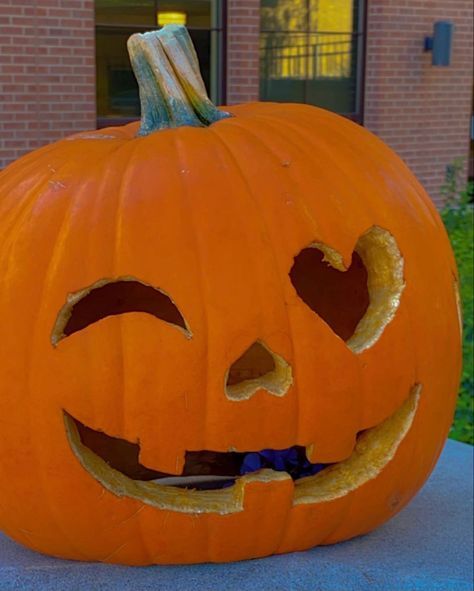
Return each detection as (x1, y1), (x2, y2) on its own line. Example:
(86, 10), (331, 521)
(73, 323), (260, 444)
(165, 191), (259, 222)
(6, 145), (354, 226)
(95, 1), (226, 127)
(260, 0), (365, 122)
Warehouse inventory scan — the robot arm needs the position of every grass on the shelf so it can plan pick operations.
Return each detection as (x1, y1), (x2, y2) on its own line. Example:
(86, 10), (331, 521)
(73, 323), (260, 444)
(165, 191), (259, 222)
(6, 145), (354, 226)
(440, 163), (473, 445)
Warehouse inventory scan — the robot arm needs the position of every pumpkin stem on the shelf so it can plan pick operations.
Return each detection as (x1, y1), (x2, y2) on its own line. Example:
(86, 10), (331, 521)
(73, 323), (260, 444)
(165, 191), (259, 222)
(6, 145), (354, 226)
(127, 25), (231, 136)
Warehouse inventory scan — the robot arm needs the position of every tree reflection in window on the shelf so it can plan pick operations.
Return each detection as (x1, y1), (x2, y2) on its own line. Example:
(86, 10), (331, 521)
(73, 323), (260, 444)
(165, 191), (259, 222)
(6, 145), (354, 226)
(260, 0), (365, 120)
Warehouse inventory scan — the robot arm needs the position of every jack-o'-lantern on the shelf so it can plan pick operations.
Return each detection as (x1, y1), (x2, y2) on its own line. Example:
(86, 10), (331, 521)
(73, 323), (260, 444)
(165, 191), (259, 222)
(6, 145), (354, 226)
(0, 26), (461, 564)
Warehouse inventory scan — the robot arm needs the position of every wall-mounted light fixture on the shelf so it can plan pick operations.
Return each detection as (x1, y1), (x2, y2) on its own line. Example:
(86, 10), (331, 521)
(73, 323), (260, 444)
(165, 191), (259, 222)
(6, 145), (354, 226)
(424, 21), (454, 66)
(157, 11), (187, 27)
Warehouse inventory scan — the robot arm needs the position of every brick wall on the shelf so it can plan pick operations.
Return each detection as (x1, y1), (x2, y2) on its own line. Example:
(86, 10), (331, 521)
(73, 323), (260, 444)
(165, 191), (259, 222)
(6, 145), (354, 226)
(365, 0), (474, 206)
(0, 0), (96, 170)
(226, 0), (260, 105)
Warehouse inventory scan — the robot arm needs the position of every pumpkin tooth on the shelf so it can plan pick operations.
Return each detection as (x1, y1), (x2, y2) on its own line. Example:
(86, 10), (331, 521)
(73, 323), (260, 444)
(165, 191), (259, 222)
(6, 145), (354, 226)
(305, 443), (317, 464)
(294, 384), (422, 505)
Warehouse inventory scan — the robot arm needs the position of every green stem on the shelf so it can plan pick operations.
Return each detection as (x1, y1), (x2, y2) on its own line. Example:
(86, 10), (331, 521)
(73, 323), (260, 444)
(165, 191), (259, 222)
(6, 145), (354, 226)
(127, 25), (231, 136)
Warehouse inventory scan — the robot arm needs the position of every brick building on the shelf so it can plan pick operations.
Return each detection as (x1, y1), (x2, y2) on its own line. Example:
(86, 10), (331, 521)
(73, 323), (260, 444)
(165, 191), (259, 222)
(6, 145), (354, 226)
(1, 0), (472, 206)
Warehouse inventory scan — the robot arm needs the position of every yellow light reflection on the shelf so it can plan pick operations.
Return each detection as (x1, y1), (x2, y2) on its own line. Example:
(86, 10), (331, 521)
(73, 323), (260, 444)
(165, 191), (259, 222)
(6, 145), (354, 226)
(157, 11), (187, 27)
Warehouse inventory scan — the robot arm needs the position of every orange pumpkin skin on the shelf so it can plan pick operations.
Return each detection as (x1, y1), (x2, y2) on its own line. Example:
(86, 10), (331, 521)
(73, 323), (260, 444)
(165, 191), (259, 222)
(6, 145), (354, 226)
(0, 102), (461, 564)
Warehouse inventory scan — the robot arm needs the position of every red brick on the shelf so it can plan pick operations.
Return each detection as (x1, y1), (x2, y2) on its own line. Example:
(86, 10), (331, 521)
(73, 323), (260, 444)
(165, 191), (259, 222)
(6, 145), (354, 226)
(0, 0), (96, 169)
(226, 0), (260, 104)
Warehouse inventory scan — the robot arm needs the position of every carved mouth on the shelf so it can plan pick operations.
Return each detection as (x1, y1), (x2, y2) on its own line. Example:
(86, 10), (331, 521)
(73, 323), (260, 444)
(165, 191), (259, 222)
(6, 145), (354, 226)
(65, 416), (328, 490)
(64, 384), (421, 514)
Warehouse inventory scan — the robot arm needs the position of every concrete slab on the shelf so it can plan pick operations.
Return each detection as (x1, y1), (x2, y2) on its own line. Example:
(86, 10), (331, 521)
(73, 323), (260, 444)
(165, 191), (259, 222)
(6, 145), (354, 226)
(0, 439), (472, 591)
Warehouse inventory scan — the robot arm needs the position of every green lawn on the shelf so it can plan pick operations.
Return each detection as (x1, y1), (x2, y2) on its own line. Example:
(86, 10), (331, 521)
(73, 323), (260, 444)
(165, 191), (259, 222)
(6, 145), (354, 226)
(441, 171), (473, 445)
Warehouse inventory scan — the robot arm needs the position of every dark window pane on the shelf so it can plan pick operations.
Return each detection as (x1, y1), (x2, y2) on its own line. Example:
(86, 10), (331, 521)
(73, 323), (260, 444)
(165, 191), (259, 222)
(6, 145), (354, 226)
(96, 28), (140, 118)
(189, 29), (211, 88)
(95, 0), (156, 26)
(260, 0), (364, 118)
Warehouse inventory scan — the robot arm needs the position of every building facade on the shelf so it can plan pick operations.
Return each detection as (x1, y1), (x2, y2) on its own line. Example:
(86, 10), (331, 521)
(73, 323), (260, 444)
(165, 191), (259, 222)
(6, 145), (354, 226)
(1, 0), (473, 206)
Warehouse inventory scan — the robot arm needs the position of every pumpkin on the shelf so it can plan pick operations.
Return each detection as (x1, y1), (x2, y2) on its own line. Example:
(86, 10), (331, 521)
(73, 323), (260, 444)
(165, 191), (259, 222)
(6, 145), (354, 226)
(0, 25), (461, 565)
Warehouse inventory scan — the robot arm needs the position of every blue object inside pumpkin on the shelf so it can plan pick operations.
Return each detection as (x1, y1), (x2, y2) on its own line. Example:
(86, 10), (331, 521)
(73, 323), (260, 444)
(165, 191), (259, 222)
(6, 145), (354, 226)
(240, 447), (327, 479)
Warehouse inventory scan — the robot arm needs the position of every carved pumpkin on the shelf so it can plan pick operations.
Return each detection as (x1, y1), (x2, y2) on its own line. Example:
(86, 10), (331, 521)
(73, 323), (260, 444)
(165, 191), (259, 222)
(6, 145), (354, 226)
(0, 26), (461, 564)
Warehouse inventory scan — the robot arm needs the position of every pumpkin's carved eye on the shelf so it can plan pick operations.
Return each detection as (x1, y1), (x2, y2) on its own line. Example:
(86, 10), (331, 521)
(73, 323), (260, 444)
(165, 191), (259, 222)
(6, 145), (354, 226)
(51, 278), (191, 346)
(290, 249), (369, 342)
(290, 226), (404, 353)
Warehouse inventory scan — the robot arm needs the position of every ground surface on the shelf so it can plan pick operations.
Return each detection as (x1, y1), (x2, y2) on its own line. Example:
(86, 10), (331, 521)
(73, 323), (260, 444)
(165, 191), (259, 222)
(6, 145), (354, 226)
(0, 439), (472, 591)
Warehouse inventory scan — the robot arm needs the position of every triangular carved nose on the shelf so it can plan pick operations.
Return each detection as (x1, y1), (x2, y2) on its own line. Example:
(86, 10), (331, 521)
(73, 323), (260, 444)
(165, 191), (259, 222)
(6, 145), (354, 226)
(226, 341), (275, 386)
(225, 340), (292, 401)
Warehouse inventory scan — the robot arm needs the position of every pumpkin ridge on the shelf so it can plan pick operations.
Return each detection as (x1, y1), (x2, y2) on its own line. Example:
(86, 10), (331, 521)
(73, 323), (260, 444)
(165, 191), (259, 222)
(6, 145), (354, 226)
(245, 112), (374, 245)
(113, 140), (144, 443)
(27, 175), (93, 560)
(171, 131), (211, 458)
(227, 113), (369, 293)
(0, 155), (76, 258)
(222, 114), (324, 240)
(208, 123), (300, 447)
(0, 139), (62, 185)
(281, 109), (430, 224)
